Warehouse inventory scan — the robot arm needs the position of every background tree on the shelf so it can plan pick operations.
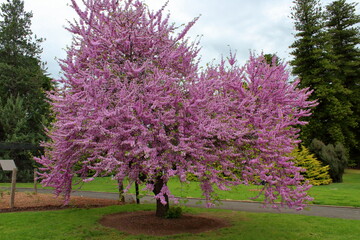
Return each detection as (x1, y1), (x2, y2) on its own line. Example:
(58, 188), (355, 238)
(0, 0), (53, 181)
(36, 0), (315, 218)
(325, 0), (360, 167)
(263, 53), (281, 66)
(290, 0), (327, 90)
(309, 139), (348, 182)
(290, 0), (356, 165)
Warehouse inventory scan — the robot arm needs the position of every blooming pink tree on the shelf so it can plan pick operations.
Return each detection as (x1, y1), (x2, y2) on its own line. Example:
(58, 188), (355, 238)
(36, 0), (316, 217)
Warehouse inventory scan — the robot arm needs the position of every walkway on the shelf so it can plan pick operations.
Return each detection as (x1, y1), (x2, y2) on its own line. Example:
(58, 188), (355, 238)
(10, 187), (360, 221)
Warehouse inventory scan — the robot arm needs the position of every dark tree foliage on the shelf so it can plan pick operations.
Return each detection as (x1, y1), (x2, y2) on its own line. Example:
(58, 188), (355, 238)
(290, 0), (327, 87)
(309, 139), (348, 182)
(0, 0), (53, 181)
(263, 53), (282, 66)
(290, 0), (359, 164)
(325, 0), (360, 166)
(290, 0), (333, 144)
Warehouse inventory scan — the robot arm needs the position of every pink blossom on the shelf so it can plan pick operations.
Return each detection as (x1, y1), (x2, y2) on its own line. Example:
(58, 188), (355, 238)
(35, 0), (315, 211)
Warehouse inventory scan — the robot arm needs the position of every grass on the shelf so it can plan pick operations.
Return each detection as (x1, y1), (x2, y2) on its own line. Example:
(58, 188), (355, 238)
(1, 169), (359, 207)
(0, 204), (359, 240)
(308, 169), (360, 207)
(0, 170), (359, 239)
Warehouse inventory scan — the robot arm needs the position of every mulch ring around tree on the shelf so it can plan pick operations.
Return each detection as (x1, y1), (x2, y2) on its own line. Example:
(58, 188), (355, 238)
(99, 210), (231, 236)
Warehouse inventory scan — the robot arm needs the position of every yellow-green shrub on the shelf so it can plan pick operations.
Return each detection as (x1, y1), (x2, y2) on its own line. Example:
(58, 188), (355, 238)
(291, 146), (332, 186)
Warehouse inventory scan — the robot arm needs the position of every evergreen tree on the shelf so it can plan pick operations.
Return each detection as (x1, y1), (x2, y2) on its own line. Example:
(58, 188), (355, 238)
(291, 145), (332, 186)
(325, 0), (360, 166)
(290, 0), (354, 158)
(290, 0), (326, 88)
(263, 53), (281, 66)
(0, 0), (53, 181)
(309, 139), (348, 182)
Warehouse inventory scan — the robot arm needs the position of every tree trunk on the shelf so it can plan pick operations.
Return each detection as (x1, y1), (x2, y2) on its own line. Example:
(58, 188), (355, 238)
(152, 177), (169, 218)
(117, 180), (125, 203)
(135, 182), (140, 204)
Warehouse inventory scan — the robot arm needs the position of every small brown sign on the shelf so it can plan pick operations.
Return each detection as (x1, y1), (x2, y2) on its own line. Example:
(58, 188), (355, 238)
(0, 160), (17, 171)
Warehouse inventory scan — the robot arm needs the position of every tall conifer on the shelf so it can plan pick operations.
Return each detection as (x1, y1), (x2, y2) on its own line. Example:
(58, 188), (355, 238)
(290, 0), (355, 161)
(0, 0), (53, 181)
(325, 0), (360, 165)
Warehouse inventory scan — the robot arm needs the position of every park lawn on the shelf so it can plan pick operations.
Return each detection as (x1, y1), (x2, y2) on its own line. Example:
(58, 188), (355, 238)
(0, 204), (359, 240)
(308, 169), (360, 207)
(1, 169), (359, 207)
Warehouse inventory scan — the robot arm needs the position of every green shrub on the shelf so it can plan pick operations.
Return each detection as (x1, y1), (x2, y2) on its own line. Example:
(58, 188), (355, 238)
(165, 206), (183, 219)
(291, 146), (332, 186)
(309, 139), (348, 183)
(0, 169), (35, 183)
(17, 169), (35, 183)
(0, 170), (11, 182)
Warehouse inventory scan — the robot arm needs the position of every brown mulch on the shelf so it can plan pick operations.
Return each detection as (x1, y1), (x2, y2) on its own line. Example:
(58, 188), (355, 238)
(0, 192), (231, 236)
(99, 211), (231, 236)
(0, 191), (122, 213)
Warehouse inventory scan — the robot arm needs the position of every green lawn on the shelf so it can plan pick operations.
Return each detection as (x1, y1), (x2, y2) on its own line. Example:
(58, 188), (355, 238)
(1, 169), (359, 207)
(0, 204), (359, 240)
(308, 169), (360, 207)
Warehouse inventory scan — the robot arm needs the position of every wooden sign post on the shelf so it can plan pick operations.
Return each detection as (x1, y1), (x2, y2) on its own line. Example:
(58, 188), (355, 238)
(34, 169), (38, 194)
(0, 160), (17, 208)
(10, 168), (17, 208)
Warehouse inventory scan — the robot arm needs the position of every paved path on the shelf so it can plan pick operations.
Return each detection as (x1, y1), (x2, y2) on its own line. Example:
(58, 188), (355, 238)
(7, 187), (360, 220)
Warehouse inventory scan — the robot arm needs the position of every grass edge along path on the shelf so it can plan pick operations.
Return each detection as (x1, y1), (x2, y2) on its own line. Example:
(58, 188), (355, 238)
(1, 169), (359, 208)
(0, 204), (360, 240)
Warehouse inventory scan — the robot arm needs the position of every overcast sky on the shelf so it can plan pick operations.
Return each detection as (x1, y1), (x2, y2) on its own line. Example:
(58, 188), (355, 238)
(1, 0), (357, 79)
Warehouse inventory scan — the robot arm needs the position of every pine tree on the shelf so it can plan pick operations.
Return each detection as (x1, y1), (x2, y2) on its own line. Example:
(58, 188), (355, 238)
(263, 53), (281, 66)
(290, 0), (326, 88)
(290, 0), (354, 157)
(0, 0), (53, 181)
(325, 0), (360, 166)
